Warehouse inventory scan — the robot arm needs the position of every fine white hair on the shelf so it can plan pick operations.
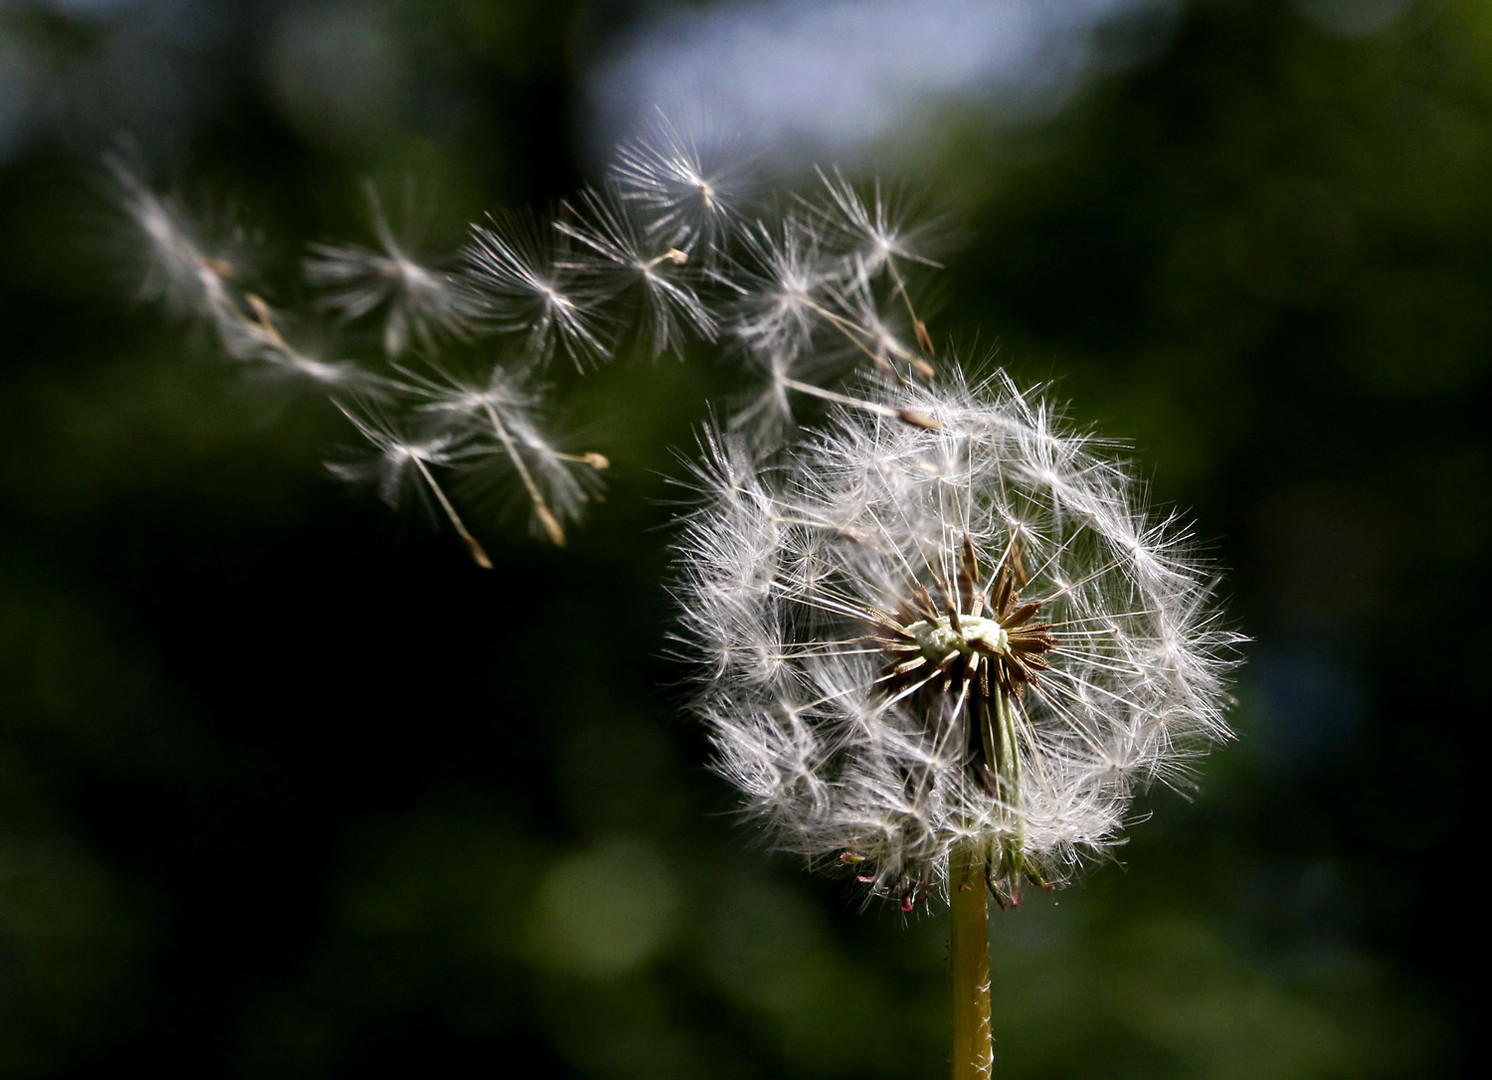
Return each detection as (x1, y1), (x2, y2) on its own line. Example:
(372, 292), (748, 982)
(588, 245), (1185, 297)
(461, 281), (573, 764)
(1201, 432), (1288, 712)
(675, 369), (1240, 907)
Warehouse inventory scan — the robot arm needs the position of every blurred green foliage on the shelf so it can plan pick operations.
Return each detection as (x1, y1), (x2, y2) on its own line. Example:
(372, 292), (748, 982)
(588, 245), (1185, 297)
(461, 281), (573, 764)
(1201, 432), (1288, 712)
(0, 0), (1480, 1075)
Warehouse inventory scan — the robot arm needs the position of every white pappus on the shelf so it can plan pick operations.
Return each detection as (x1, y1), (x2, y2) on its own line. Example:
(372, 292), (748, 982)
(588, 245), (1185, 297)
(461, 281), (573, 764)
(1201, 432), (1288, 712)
(674, 369), (1241, 909)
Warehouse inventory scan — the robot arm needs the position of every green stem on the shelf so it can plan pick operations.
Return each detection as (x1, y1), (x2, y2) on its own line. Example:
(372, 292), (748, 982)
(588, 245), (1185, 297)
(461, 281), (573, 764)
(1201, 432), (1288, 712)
(950, 842), (993, 1080)
(993, 683), (1021, 802)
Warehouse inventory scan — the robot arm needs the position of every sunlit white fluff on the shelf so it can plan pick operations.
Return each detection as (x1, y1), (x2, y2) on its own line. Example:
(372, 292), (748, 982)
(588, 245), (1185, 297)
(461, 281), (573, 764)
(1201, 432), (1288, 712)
(109, 157), (240, 321)
(609, 109), (748, 255)
(304, 184), (473, 359)
(556, 183), (718, 357)
(675, 369), (1239, 908)
(464, 209), (613, 368)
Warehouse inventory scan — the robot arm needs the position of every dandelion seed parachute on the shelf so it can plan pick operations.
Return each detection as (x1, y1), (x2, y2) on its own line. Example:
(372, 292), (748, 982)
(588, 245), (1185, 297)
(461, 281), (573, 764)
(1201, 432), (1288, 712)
(556, 183), (718, 358)
(610, 108), (748, 256)
(464, 208), (614, 368)
(675, 369), (1239, 907)
(304, 184), (473, 359)
(108, 156), (240, 320)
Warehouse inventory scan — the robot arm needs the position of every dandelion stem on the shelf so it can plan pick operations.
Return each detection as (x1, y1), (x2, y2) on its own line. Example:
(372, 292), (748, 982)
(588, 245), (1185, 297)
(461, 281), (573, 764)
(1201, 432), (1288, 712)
(950, 841), (993, 1080)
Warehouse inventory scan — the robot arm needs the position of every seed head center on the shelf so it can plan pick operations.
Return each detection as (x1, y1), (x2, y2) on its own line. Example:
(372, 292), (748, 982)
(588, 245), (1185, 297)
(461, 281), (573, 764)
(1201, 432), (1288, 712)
(909, 614), (1008, 662)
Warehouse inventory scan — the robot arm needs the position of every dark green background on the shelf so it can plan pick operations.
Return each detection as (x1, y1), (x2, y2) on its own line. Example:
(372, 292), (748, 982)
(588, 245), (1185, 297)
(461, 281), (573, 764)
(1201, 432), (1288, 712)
(0, 0), (1478, 1075)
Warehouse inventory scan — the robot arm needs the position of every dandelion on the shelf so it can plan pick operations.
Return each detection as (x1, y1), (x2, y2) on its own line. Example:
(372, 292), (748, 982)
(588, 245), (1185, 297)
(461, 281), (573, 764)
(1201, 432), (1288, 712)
(397, 361), (609, 548)
(464, 208), (613, 367)
(329, 399), (493, 569)
(610, 108), (748, 255)
(674, 368), (1239, 1076)
(112, 119), (1247, 1076)
(109, 156), (242, 322)
(304, 182), (473, 358)
(556, 183), (717, 357)
(803, 167), (944, 363)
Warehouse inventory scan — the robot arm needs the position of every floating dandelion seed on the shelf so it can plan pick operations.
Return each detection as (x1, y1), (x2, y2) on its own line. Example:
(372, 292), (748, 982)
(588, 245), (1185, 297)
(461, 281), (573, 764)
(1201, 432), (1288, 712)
(464, 208), (613, 368)
(304, 182), (473, 359)
(108, 155), (242, 320)
(556, 183), (717, 358)
(329, 400), (493, 569)
(610, 108), (748, 255)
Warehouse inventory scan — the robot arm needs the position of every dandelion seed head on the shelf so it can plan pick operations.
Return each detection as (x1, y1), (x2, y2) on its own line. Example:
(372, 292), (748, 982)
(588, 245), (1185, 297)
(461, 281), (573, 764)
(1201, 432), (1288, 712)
(676, 368), (1241, 907)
